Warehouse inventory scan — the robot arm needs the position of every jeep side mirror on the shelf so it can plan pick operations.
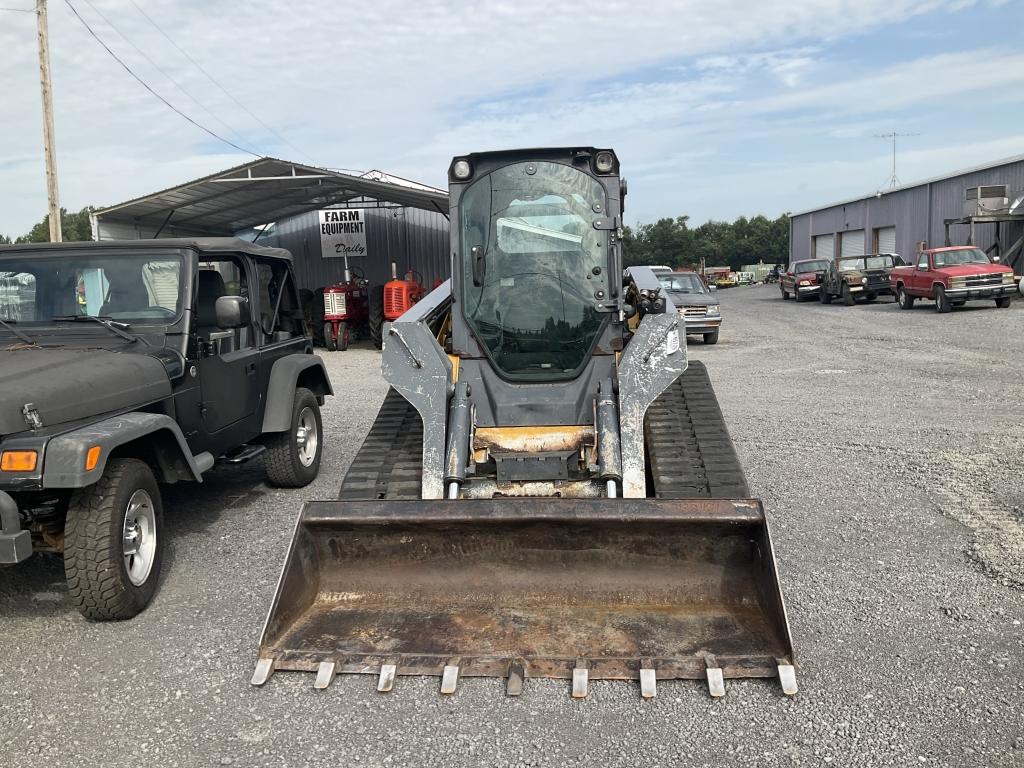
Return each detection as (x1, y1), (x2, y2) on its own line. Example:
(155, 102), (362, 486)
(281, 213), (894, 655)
(215, 295), (250, 329)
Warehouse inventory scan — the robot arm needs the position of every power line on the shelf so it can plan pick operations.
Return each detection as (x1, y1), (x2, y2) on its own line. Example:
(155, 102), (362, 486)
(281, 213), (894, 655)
(126, 0), (314, 163)
(78, 0), (261, 155)
(62, 0), (260, 158)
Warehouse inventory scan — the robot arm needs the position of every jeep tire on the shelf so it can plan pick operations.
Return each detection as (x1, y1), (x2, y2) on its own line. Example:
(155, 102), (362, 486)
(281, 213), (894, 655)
(264, 387), (323, 488)
(703, 329), (719, 345)
(842, 284), (855, 306)
(780, 286), (789, 300)
(64, 458), (164, 621)
(820, 287), (832, 304)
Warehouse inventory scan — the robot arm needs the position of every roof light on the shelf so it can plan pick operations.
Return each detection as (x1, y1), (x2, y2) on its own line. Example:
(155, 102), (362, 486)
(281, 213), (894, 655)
(595, 152), (615, 173)
(452, 159), (472, 180)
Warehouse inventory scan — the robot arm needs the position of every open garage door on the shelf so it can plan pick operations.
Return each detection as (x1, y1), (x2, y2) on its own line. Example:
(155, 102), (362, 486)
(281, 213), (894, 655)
(841, 230), (865, 257)
(876, 226), (896, 254)
(813, 234), (834, 260)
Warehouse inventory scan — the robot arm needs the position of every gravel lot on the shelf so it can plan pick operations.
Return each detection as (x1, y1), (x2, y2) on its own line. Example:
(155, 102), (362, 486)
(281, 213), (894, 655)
(2, 284), (1022, 767)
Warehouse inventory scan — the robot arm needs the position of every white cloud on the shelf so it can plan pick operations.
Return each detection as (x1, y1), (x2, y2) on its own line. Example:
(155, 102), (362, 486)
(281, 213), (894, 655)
(0, 0), (1018, 235)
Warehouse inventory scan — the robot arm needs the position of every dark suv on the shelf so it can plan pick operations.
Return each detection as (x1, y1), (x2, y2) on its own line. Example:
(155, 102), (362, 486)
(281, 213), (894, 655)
(0, 238), (332, 620)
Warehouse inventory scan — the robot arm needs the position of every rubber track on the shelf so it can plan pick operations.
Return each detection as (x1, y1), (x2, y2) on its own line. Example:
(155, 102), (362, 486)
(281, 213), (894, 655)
(644, 360), (749, 498)
(339, 388), (423, 500)
(341, 363), (748, 500)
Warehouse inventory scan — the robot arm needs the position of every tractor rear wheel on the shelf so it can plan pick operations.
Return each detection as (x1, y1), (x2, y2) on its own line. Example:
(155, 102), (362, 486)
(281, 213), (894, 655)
(369, 285), (385, 350)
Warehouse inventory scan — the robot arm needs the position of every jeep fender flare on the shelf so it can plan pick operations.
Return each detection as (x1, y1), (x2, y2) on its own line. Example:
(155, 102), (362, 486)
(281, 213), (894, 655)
(43, 413), (214, 488)
(261, 354), (333, 433)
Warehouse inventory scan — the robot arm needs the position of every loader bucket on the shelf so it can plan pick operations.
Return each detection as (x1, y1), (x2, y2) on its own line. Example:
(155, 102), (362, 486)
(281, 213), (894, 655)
(252, 498), (796, 698)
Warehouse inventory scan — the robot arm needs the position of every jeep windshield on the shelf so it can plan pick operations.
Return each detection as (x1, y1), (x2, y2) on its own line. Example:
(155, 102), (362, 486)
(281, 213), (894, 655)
(933, 248), (992, 267)
(459, 160), (608, 381)
(659, 273), (707, 294)
(839, 255), (894, 272)
(0, 251), (183, 326)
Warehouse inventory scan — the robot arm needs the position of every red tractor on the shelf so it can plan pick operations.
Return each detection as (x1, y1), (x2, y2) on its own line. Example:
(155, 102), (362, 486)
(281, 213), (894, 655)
(322, 261), (368, 351)
(383, 263), (425, 321)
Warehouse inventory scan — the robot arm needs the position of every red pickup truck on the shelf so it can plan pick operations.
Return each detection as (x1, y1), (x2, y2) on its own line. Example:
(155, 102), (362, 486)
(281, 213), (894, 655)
(890, 246), (1016, 313)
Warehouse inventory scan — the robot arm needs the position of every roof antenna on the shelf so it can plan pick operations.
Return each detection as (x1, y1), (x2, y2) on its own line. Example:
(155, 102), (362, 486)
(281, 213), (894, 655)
(874, 131), (921, 190)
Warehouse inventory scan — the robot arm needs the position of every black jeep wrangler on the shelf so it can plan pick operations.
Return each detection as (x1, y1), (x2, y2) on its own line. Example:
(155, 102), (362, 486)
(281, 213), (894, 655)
(0, 238), (332, 620)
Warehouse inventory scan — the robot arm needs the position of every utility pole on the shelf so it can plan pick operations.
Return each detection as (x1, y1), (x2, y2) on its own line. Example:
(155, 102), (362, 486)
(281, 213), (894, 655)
(36, 0), (62, 242)
(874, 131), (920, 190)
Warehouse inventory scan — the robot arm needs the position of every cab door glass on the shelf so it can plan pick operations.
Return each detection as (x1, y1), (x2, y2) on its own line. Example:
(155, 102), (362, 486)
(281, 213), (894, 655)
(917, 254), (929, 270)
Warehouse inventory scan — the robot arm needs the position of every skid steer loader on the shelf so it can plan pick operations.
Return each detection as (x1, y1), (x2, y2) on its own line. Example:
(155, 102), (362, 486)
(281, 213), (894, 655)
(253, 148), (796, 699)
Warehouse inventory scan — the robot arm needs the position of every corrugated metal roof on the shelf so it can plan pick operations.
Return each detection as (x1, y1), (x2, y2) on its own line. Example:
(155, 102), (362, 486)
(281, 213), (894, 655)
(789, 153), (1024, 218)
(92, 158), (449, 239)
(0, 236), (292, 260)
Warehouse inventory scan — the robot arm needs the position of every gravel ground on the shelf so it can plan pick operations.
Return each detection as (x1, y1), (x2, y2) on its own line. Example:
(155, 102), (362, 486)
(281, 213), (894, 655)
(2, 284), (1022, 767)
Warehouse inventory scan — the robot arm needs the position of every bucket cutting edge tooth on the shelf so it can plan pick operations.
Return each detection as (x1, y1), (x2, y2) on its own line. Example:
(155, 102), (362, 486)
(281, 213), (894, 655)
(706, 667), (726, 698)
(640, 668), (657, 699)
(314, 661), (336, 690)
(377, 664), (397, 693)
(250, 657), (275, 687)
(572, 666), (589, 699)
(506, 662), (525, 697)
(440, 664), (460, 695)
(777, 663), (798, 696)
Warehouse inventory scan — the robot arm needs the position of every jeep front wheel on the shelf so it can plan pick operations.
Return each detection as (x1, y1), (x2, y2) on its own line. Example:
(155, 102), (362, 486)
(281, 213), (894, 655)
(64, 458), (164, 621)
(780, 286), (790, 300)
(842, 284), (855, 306)
(820, 287), (832, 304)
(264, 387), (323, 487)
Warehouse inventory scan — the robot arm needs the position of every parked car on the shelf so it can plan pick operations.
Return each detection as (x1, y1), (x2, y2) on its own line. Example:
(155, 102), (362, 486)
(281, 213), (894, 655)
(0, 238), (332, 620)
(658, 271), (722, 344)
(819, 253), (896, 306)
(780, 259), (829, 301)
(891, 246), (1015, 312)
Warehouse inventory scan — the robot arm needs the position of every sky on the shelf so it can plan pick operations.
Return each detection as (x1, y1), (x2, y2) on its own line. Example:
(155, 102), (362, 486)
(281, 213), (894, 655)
(1, 0), (1022, 237)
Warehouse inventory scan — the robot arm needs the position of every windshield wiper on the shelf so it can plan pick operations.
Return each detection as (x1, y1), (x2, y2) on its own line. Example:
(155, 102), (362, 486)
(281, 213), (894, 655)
(50, 315), (146, 344)
(0, 317), (36, 346)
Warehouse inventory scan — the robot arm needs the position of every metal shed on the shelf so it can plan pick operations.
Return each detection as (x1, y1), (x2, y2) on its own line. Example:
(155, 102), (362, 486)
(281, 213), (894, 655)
(789, 155), (1024, 271)
(90, 157), (452, 294)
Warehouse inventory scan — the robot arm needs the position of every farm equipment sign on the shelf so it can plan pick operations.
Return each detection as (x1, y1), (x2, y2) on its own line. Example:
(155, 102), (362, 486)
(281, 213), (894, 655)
(319, 209), (368, 258)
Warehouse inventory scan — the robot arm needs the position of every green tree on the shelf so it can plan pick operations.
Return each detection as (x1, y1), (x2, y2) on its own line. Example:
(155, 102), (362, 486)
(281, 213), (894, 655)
(16, 206), (95, 243)
(624, 212), (790, 269)
(0, 234), (11, 245)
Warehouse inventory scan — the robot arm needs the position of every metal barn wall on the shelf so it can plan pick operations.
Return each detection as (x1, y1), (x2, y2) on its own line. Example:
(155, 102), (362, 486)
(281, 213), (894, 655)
(261, 206), (450, 292)
(790, 158), (1024, 268)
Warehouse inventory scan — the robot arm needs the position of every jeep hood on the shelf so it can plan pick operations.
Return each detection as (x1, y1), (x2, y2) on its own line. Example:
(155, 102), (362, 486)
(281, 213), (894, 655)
(0, 349), (171, 436)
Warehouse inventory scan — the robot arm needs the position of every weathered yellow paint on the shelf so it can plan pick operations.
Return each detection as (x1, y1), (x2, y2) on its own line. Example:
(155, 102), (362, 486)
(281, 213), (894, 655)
(474, 425), (594, 454)
(448, 354), (460, 382)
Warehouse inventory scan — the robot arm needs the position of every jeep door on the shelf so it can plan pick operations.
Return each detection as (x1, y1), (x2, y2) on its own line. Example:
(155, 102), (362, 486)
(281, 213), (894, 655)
(194, 254), (261, 442)
(253, 258), (307, 403)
